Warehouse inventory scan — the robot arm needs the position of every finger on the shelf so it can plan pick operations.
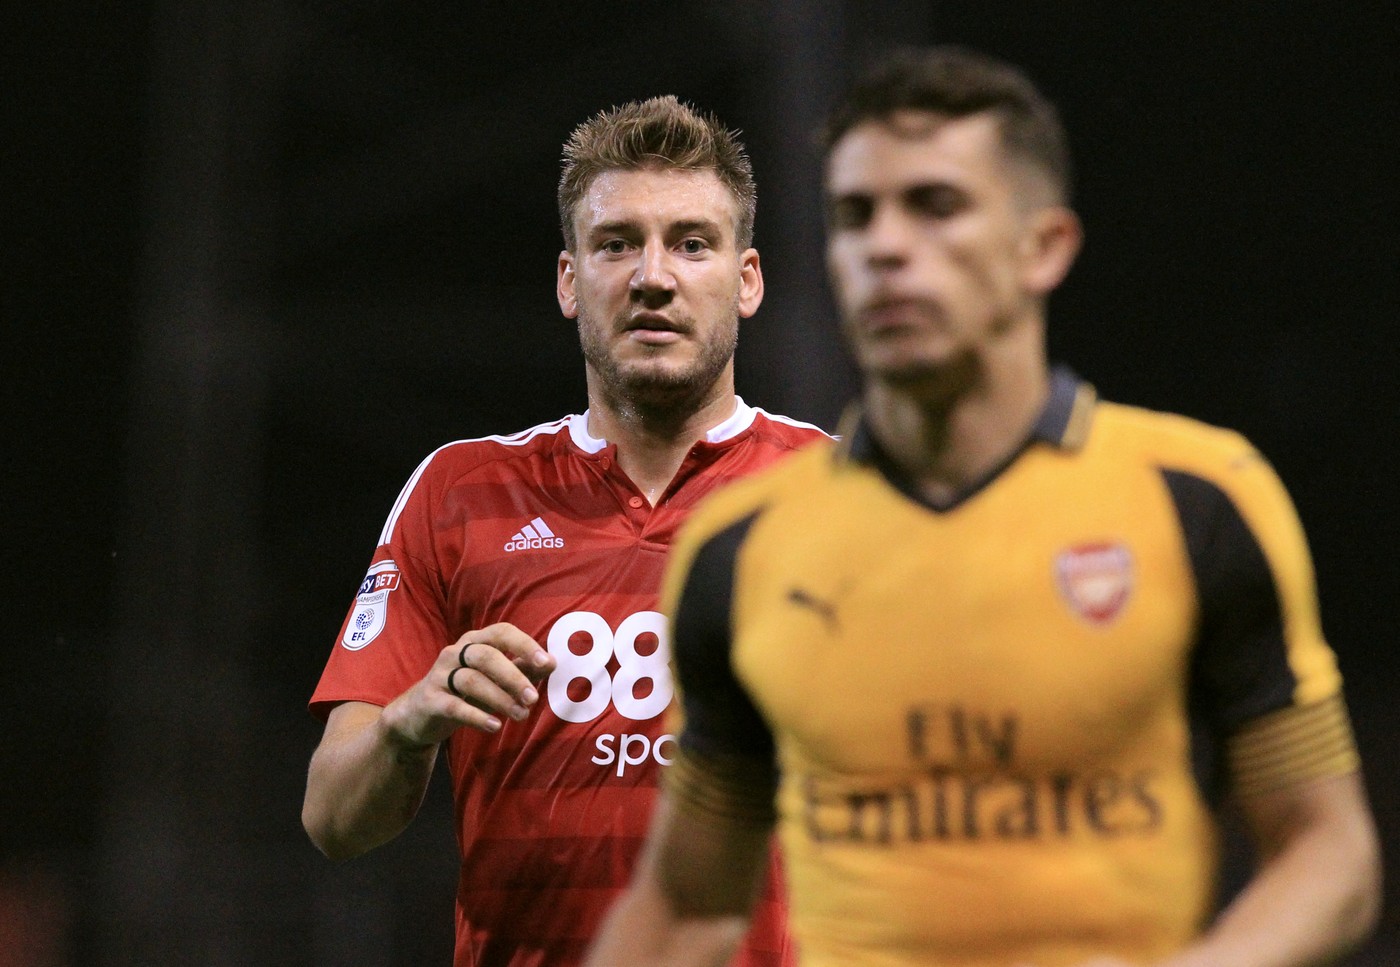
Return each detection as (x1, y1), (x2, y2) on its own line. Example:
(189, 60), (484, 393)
(444, 661), (534, 722)
(511, 653), (555, 684)
(469, 622), (555, 674)
(431, 681), (506, 734)
(453, 640), (542, 706)
(381, 679), (503, 745)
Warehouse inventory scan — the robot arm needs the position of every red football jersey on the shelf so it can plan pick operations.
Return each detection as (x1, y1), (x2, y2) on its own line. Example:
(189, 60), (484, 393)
(311, 400), (827, 967)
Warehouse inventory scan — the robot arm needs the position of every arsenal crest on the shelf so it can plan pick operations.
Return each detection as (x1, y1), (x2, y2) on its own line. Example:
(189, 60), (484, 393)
(1055, 543), (1133, 625)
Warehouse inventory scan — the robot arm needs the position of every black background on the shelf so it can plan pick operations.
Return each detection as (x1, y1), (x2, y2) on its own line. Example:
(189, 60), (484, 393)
(7, 2), (1397, 964)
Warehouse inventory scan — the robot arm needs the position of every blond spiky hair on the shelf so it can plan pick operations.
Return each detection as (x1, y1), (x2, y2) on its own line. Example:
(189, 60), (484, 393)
(557, 95), (757, 250)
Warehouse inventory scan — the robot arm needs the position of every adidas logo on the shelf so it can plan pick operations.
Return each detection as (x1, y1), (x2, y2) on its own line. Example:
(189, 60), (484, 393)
(503, 516), (565, 552)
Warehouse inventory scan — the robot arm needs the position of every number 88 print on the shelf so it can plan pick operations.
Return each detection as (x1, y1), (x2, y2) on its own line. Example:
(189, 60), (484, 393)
(545, 611), (673, 723)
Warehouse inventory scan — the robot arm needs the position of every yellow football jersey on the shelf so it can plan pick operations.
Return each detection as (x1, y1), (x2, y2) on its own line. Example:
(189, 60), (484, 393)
(662, 369), (1357, 967)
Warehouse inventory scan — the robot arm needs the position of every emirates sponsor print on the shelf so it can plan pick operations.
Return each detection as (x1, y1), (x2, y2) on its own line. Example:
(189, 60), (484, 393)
(1054, 542), (1133, 625)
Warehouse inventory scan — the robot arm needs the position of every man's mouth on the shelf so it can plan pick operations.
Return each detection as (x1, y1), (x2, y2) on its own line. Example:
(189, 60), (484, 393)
(625, 312), (684, 333)
(623, 313), (689, 345)
(859, 296), (940, 332)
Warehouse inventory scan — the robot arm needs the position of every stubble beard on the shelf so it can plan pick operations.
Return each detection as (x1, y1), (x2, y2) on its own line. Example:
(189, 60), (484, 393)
(849, 317), (981, 409)
(848, 298), (1025, 407)
(577, 305), (739, 419)
(874, 350), (980, 409)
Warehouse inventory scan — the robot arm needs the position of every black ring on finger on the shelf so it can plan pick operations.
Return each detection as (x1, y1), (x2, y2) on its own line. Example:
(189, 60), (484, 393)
(447, 665), (468, 700)
(457, 642), (472, 668)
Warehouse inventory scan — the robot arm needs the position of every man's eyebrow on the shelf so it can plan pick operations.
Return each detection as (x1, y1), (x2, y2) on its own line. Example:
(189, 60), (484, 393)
(824, 186), (872, 201)
(584, 217), (727, 240)
(585, 219), (641, 238)
(903, 180), (962, 195)
(823, 189), (872, 211)
(826, 180), (955, 198)
(670, 218), (725, 236)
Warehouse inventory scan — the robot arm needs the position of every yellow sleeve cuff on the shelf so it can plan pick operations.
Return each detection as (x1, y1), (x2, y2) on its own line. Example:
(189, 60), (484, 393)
(666, 747), (778, 827)
(1228, 694), (1360, 798)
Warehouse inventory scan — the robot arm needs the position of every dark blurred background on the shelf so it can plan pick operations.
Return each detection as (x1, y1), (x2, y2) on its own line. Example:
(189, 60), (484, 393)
(6, 1), (1397, 964)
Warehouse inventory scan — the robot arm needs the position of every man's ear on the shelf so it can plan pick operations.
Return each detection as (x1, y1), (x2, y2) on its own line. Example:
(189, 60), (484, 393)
(557, 250), (578, 318)
(737, 248), (764, 319)
(1020, 206), (1082, 297)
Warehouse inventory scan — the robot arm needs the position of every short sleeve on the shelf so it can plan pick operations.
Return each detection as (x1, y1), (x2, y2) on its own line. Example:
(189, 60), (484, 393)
(308, 456), (452, 720)
(1163, 447), (1358, 798)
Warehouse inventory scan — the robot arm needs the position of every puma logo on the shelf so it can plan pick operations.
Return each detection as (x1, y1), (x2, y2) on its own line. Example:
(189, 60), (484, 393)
(787, 587), (840, 632)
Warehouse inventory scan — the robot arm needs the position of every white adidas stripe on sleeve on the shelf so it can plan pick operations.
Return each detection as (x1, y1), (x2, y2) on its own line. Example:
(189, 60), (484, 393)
(376, 418), (575, 547)
(751, 406), (833, 437)
(378, 445), (448, 547)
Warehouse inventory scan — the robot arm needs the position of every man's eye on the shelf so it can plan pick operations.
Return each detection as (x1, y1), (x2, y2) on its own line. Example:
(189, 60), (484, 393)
(679, 238), (708, 254)
(827, 197), (872, 230)
(907, 185), (967, 219)
(601, 239), (629, 255)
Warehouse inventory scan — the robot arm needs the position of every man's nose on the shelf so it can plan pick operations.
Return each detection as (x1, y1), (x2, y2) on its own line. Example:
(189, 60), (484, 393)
(863, 204), (914, 268)
(630, 242), (676, 302)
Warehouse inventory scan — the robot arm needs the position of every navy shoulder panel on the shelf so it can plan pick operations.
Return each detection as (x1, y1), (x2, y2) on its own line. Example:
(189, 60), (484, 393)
(1161, 468), (1298, 802)
(672, 510), (775, 762)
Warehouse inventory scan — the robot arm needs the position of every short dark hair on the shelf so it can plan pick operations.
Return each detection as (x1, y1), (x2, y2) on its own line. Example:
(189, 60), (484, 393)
(558, 96), (757, 250)
(824, 46), (1072, 202)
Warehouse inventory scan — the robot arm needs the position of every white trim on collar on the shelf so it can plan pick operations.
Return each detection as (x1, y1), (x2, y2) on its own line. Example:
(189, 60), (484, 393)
(703, 396), (756, 443)
(569, 396), (754, 453)
(567, 411), (608, 453)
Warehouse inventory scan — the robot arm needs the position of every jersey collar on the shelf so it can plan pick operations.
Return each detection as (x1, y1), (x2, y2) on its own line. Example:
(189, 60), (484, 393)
(837, 366), (1097, 510)
(700, 396), (759, 444)
(567, 396), (757, 454)
(1028, 365), (1096, 450)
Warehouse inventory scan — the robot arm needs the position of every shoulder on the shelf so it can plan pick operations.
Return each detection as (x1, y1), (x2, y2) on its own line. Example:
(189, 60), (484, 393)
(663, 443), (833, 617)
(679, 441), (834, 558)
(1092, 400), (1307, 551)
(410, 416), (577, 481)
(1091, 400), (1282, 504)
(745, 407), (833, 449)
(698, 404), (832, 481)
(1093, 401), (1257, 474)
(377, 416), (577, 546)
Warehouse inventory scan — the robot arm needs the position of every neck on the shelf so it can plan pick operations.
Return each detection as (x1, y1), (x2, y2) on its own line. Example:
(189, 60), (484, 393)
(585, 374), (738, 503)
(864, 340), (1049, 507)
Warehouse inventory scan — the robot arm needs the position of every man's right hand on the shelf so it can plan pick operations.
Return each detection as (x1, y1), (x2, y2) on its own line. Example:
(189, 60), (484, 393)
(304, 622), (556, 859)
(379, 622), (557, 747)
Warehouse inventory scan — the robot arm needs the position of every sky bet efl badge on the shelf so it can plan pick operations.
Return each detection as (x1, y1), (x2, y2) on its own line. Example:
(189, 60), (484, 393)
(1055, 542), (1133, 625)
(342, 560), (400, 650)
